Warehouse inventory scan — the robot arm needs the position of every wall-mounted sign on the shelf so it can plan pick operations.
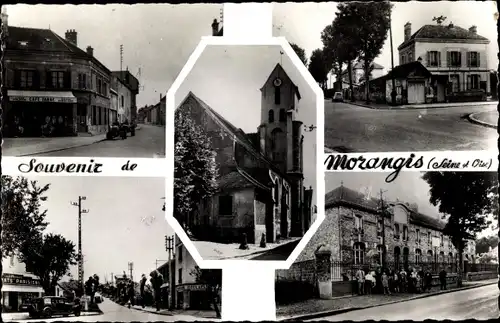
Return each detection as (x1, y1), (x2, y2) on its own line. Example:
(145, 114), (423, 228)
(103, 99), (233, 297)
(2, 273), (41, 286)
(176, 284), (209, 292)
(10, 96), (76, 104)
(93, 95), (110, 108)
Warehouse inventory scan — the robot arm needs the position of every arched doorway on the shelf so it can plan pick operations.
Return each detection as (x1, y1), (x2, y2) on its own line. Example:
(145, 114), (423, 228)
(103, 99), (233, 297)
(394, 247), (401, 270)
(403, 247), (409, 269)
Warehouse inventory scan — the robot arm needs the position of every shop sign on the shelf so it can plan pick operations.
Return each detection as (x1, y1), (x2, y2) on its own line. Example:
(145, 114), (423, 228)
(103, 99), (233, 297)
(2, 273), (41, 286)
(93, 95), (110, 107)
(10, 96), (76, 104)
(176, 284), (209, 292)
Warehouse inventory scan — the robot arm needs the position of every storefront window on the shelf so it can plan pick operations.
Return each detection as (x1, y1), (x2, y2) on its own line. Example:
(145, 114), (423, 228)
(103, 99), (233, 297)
(20, 70), (34, 88)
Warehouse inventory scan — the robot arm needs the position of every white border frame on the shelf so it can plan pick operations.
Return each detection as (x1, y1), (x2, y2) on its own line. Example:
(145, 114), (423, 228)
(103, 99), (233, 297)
(165, 36), (325, 271)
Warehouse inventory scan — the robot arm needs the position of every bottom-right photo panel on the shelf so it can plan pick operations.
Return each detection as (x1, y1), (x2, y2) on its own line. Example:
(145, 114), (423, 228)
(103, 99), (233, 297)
(276, 171), (499, 321)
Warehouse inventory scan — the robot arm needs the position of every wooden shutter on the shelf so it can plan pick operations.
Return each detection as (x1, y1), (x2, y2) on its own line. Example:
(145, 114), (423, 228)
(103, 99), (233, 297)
(467, 52), (471, 67)
(437, 52), (441, 67)
(33, 70), (40, 89)
(14, 70), (21, 88)
(458, 52), (462, 67)
(64, 71), (71, 89)
(446, 52), (451, 67)
(467, 75), (471, 90)
(426, 51), (430, 66)
(477, 53), (481, 68)
(46, 70), (53, 88)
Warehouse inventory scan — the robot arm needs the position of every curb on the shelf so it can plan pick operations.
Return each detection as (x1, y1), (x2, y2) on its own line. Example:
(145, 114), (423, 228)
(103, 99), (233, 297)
(347, 101), (497, 111)
(279, 281), (497, 321)
(467, 112), (498, 129)
(215, 238), (301, 260)
(16, 138), (107, 157)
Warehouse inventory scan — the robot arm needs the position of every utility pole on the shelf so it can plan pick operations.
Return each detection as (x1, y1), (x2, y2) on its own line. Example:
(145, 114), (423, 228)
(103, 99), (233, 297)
(120, 44), (123, 72)
(378, 189), (388, 270)
(111, 273), (114, 287)
(128, 262), (134, 282)
(71, 196), (89, 292)
(165, 235), (175, 310)
(389, 10), (397, 106)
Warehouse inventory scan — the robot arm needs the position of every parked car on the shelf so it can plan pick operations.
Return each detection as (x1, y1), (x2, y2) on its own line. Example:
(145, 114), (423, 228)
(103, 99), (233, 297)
(25, 296), (81, 318)
(332, 92), (344, 102)
(122, 121), (136, 137)
(106, 122), (127, 140)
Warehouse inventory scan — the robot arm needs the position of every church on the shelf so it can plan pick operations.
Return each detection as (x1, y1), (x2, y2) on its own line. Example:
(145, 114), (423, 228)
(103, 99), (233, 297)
(176, 63), (313, 245)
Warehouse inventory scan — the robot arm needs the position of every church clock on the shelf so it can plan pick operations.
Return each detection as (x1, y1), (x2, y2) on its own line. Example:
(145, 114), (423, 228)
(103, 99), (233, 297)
(273, 78), (283, 87)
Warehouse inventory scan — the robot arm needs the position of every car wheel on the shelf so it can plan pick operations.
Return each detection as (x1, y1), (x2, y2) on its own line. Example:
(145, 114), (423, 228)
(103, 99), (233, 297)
(43, 308), (52, 318)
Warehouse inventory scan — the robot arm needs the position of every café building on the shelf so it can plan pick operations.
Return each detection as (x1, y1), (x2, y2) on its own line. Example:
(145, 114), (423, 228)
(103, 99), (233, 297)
(1, 255), (44, 312)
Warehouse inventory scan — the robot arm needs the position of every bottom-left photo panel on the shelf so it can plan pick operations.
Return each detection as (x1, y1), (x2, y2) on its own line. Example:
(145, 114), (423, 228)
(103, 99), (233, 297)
(1, 176), (222, 322)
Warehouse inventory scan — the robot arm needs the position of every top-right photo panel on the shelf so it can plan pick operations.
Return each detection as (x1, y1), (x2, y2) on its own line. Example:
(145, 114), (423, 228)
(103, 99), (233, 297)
(273, 1), (498, 153)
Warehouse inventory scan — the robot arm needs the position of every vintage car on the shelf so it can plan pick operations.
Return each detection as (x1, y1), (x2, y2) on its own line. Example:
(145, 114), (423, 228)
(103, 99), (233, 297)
(24, 296), (81, 318)
(122, 121), (136, 137)
(332, 92), (344, 102)
(106, 122), (127, 140)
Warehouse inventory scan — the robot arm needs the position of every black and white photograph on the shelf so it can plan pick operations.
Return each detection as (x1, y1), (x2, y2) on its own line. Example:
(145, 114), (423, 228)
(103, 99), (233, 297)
(275, 171), (499, 321)
(1, 4), (225, 158)
(173, 45), (319, 261)
(1, 176), (222, 322)
(272, 1), (498, 152)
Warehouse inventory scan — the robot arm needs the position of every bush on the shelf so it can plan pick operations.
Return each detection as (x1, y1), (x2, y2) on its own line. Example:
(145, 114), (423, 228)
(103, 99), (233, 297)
(275, 280), (316, 305)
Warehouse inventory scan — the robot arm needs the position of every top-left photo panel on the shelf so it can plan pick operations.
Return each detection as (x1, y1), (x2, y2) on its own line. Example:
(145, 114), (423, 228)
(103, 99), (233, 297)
(2, 4), (223, 158)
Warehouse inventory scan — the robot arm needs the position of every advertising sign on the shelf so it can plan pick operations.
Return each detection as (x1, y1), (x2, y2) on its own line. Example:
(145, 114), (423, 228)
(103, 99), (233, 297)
(2, 273), (41, 286)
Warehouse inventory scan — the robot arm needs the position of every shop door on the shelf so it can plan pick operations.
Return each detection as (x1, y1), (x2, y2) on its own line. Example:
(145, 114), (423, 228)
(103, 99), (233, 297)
(9, 292), (19, 312)
(77, 105), (88, 133)
(407, 82), (425, 104)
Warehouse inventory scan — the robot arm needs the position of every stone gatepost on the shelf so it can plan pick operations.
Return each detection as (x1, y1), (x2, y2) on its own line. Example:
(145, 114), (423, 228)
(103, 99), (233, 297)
(315, 246), (332, 299)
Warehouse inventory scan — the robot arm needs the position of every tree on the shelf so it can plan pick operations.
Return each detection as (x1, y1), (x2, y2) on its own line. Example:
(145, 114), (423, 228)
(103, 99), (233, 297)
(190, 266), (222, 318)
(476, 235), (499, 254)
(341, 2), (392, 103)
(289, 43), (308, 66)
(422, 172), (498, 287)
(174, 108), (218, 233)
(308, 49), (328, 90)
(1, 176), (50, 257)
(321, 24), (344, 91)
(18, 233), (78, 295)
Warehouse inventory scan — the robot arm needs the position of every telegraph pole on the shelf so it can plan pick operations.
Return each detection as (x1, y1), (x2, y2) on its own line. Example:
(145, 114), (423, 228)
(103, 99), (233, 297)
(71, 196), (89, 291)
(378, 189), (388, 270)
(165, 235), (175, 310)
(128, 262), (134, 282)
(120, 44), (123, 72)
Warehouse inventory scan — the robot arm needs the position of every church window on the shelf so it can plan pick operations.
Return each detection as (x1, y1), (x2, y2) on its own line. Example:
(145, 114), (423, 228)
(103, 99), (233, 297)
(268, 110), (274, 123)
(274, 86), (281, 105)
(279, 109), (286, 122)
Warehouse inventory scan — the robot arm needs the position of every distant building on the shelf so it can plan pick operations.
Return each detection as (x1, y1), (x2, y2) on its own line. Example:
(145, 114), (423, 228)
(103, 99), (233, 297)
(111, 71), (140, 123)
(2, 13), (112, 137)
(341, 61), (385, 87)
(397, 20), (491, 102)
(1, 255), (44, 312)
(177, 63), (313, 245)
(138, 94), (165, 126)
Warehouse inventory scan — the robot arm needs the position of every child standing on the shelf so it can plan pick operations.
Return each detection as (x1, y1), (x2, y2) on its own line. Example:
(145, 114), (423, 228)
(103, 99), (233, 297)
(382, 271), (390, 295)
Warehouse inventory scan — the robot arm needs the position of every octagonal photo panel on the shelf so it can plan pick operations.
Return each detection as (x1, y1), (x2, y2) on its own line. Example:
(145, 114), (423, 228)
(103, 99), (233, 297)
(166, 37), (324, 269)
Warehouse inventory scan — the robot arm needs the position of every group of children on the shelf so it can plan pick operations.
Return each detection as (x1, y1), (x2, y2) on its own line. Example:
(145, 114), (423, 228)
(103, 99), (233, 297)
(353, 266), (448, 295)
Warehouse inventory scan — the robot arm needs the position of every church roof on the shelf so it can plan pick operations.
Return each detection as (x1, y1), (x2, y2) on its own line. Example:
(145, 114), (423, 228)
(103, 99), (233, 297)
(398, 23), (489, 50)
(178, 92), (287, 191)
(260, 63), (301, 100)
(325, 184), (447, 231)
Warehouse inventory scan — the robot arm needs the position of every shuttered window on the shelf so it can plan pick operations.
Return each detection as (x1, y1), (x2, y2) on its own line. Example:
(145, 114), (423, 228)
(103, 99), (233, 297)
(467, 52), (480, 67)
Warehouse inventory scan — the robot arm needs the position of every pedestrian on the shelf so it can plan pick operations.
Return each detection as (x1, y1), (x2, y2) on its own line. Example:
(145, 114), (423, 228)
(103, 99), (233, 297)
(85, 277), (95, 304)
(382, 271), (390, 295)
(140, 274), (147, 309)
(364, 271), (373, 295)
(424, 269), (433, 292)
(392, 271), (399, 293)
(150, 270), (164, 311)
(439, 267), (447, 290)
(127, 281), (135, 308)
(355, 267), (365, 295)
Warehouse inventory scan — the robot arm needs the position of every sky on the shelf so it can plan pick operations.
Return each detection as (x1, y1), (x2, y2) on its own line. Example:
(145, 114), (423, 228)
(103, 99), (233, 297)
(5, 4), (223, 108)
(325, 172), (497, 238)
(175, 45), (317, 202)
(19, 176), (171, 284)
(273, 1), (498, 85)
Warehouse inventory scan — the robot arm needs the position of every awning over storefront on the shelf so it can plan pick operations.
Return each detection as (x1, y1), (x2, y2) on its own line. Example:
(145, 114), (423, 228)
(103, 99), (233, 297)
(8, 90), (77, 104)
(1, 284), (44, 293)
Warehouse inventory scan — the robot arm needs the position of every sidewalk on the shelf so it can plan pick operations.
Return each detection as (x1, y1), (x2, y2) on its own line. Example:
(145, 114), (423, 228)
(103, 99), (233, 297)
(468, 110), (498, 129)
(347, 100), (498, 110)
(277, 278), (497, 321)
(2, 311), (101, 321)
(130, 305), (220, 319)
(193, 237), (301, 260)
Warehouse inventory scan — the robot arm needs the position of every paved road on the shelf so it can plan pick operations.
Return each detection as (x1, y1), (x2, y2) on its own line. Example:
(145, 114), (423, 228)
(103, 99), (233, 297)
(4, 298), (212, 322)
(311, 284), (499, 321)
(37, 124), (165, 158)
(325, 101), (497, 152)
(251, 239), (300, 261)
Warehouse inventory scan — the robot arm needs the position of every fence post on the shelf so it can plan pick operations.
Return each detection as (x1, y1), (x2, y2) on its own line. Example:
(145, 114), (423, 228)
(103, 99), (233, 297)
(315, 246), (332, 299)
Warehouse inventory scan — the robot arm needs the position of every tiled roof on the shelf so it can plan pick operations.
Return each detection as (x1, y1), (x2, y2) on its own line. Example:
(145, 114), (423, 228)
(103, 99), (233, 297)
(398, 24), (489, 50)
(6, 26), (110, 73)
(325, 185), (447, 231)
(387, 61), (432, 79)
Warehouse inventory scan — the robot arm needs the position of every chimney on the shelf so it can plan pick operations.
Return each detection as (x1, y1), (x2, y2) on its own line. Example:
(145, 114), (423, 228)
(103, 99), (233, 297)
(65, 29), (77, 46)
(211, 19), (219, 36)
(469, 25), (477, 34)
(86, 46), (93, 56)
(448, 22), (454, 28)
(404, 22), (411, 41)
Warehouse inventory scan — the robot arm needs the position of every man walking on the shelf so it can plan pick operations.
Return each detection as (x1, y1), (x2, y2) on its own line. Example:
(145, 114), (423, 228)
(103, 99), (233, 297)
(150, 271), (164, 311)
(439, 267), (447, 290)
(140, 274), (147, 309)
(355, 268), (365, 295)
